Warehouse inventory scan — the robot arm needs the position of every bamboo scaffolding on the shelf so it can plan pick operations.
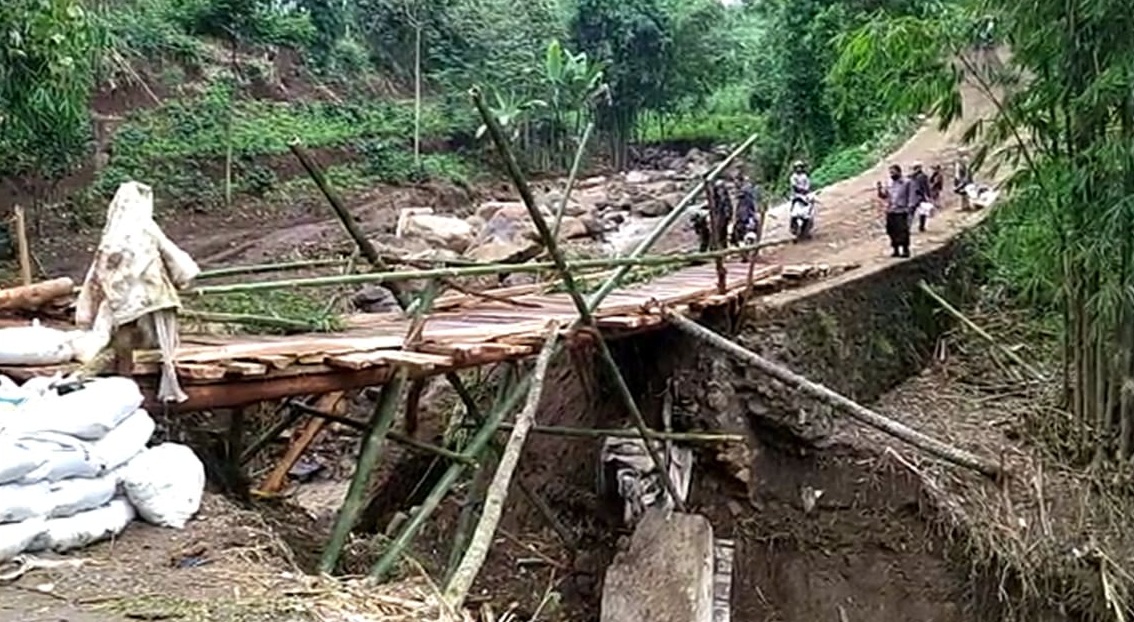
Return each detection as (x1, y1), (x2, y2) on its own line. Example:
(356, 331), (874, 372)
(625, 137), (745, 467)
(318, 282), (438, 574)
(661, 308), (1004, 478)
(184, 243), (790, 297)
(471, 86), (684, 511)
(369, 327), (555, 580)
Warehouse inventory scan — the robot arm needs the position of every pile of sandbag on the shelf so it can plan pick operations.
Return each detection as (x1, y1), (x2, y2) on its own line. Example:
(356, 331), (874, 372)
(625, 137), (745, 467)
(0, 375), (205, 561)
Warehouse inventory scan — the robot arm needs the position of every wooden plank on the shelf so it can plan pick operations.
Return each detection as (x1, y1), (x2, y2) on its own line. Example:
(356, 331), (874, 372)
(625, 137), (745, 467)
(325, 349), (454, 371)
(174, 363), (227, 381)
(223, 360), (269, 376)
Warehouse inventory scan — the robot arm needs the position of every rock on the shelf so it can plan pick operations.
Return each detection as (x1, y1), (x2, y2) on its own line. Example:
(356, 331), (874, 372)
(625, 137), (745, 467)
(557, 216), (589, 240)
(501, 272), (537, 287)
(395, 207), (434, 239)
(464, 206), (544, 264)
(578, 175), (608, 189)
(603, 212), (626, 227)
(352, 285), (400, 314)
(632, 198), (673, 218)
(475, 201), (523, 222)
(464, 215), (486, 231)
(401, 213), (475, 253)
(600, 509), (714, 622)
(625, 170), (652, 185)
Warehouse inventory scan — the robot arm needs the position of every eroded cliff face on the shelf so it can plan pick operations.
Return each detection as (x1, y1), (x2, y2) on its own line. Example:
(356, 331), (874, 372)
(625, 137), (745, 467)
(624, 238), (979, 487)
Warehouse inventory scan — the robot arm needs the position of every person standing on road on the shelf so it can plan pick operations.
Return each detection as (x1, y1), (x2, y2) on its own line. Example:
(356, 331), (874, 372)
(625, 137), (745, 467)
(910, 162), (932, 232)
(954, 150), (974, 211)
(877, 164), (913, 258)
(928, 164), (944, 208)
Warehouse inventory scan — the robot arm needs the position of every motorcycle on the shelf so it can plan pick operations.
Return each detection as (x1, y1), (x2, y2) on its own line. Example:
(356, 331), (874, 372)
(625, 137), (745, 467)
(788, 191), (818, 241)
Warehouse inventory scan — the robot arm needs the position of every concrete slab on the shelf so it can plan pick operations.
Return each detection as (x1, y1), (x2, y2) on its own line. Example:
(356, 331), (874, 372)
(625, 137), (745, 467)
(600, 509), (714, 622)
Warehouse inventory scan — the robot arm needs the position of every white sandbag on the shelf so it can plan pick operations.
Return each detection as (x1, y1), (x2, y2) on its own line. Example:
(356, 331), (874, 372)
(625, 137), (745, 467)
(0, 320), (76, 366)
(13, 377), (143, 440)
(122, 444), (204, 529)
(19, 373), (63, 399)
(27, 497), (134, 553)
(0, 439), (47, 484)
(0, 481), (48, 523)
(0, 518), (47, 561)
(43, 471), (119, 519)
(90, 409), (155, 472)
(17, 432), (103, 484)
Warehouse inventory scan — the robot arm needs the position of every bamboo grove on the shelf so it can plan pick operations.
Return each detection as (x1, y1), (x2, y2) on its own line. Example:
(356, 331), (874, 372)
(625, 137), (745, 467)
(832, 0), (1134, 464)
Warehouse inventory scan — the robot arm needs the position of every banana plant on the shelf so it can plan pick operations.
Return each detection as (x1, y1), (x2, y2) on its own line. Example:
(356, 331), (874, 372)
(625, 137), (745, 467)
(474, 87), (547, 144)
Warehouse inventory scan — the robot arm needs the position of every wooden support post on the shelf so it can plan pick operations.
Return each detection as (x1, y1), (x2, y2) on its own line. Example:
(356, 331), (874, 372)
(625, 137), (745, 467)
(226, 407), (250, 501)
(661, 308), (1004, 479)
(443, 321), (560, 608)
(258, 392), (344, 494)
(13, 206), (31, 286)
(472, 86), (685, 512)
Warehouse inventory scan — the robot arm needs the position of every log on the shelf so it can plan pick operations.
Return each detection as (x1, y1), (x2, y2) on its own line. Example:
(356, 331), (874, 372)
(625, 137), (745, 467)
(0, 277), (74, 310)
(443, 320), (560, 608)
(662, 309), (1004, 478)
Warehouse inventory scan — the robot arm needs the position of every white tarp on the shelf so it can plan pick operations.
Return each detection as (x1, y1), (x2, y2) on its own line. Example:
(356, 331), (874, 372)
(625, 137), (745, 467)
(74, 182), (200, 403)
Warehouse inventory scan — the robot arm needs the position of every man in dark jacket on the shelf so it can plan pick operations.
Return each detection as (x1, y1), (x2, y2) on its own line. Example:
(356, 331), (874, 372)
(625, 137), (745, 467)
(878, 164), (912, 258)
(732, 178), (759, 245)
(909, 162), (931, 232)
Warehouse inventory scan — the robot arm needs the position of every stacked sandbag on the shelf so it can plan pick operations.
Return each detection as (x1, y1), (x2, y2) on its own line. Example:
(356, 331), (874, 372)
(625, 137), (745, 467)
(0, 375), (204, 560)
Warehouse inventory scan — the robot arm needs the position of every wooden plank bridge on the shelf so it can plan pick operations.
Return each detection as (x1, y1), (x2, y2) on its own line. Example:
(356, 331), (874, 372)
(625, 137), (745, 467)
(0, 259), (855, 412)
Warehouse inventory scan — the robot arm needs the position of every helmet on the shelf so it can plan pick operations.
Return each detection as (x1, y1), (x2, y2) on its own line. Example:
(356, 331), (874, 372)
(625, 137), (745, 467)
(793, 160), (805, 169)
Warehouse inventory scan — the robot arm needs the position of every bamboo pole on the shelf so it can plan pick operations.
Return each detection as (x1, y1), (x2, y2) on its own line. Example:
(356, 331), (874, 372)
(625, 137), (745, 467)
(476, 422), (746, 443)
(443, 320), (560, 607)
(197, 258), (349, 280)
(445, 363), (514, 584)
(184, 243), (790, 297)
(319, 281), (438, 574)
(287, 399), (474, 465)
(13, 206), (31, 286)
(472, 86), (684, 511)
(662, 309), (1003, 478)
(319, 367), (411, 574)
(551, 122), (594, 240)
(180, 310), (320, 332)
(586, 132), (760, 309)
(369, 328), (552, 580)
(288, 140), (391, 289)
(917, 281), (1046, 382)
(239, 403), (304, 465)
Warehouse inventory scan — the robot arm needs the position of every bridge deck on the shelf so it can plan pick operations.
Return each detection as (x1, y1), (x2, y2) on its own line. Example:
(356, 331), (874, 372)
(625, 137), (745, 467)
(1, 259), (853, 411)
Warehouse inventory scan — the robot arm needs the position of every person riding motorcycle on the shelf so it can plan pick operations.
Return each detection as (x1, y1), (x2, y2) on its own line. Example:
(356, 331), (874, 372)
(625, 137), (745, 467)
(789, 161), (812, 202)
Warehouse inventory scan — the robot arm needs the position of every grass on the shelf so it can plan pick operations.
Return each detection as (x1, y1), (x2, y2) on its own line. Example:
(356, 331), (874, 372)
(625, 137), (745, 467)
(82, 82), (479, 213)
(187, 289), (344, 334)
